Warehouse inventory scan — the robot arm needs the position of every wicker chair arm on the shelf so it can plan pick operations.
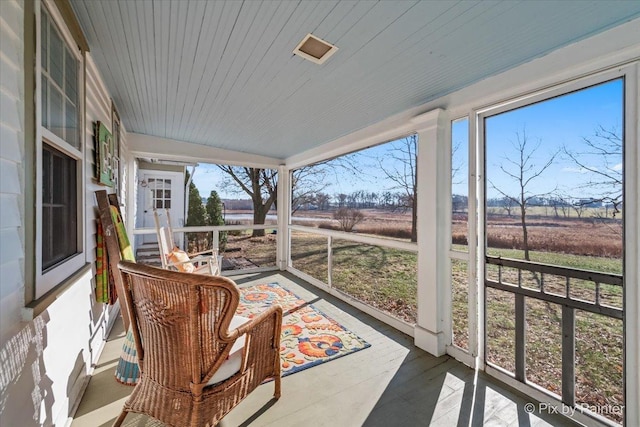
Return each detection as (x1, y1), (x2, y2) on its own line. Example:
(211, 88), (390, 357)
(223, 304), (283, 341)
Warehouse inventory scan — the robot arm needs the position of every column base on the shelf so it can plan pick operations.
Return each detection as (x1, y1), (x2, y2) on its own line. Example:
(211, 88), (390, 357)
(414, 326), (446, 356)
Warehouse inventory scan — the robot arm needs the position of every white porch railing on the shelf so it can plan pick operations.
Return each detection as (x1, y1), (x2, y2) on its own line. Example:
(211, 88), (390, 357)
(132, 224), (278, 275)
(286, 224), (418, 336)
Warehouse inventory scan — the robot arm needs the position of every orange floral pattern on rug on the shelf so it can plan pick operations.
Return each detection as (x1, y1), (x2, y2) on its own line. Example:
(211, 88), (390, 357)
(237, 283), (371, 376)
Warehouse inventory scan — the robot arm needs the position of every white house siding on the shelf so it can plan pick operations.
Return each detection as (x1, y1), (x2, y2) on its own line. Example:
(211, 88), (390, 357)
(0, 2), (127, 425)
(0, 0), (26, 344)
(84, 53), (125, 364)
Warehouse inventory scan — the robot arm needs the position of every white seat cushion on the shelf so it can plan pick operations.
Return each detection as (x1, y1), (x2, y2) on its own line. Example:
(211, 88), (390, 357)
(206, 315), (249, 385)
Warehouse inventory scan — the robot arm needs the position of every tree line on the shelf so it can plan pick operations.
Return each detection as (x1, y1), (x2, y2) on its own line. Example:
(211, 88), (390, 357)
(453, 195), (616, 218)
(294, 190), (413, 212)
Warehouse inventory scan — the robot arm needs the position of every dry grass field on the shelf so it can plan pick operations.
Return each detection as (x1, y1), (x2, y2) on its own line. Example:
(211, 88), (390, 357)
(453, 212), (623, 259)
(293, 209), (415, 240)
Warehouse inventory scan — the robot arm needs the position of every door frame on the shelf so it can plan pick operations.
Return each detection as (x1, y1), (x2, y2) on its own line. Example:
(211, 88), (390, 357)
(473, 64), (635, 426)
(137, 169), (185, 245)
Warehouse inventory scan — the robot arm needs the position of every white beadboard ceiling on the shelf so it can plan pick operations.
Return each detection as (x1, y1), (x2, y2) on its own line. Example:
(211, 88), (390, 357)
(71, 0), (640, 160)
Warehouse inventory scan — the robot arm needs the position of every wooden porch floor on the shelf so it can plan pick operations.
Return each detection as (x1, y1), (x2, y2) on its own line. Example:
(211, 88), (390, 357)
(71, 272), (577, 427)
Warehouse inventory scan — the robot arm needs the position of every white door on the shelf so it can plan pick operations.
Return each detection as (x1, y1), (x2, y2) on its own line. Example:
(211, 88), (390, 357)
(141, 173), (184, 245)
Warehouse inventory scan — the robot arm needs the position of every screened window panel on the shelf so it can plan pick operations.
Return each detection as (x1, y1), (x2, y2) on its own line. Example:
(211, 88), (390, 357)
(42, 144), (78, 270)
(49, 87), (63, 139)
(41, 7), (81, 149)
(49, 28), (63, 87)
(41, 75), (48, 128)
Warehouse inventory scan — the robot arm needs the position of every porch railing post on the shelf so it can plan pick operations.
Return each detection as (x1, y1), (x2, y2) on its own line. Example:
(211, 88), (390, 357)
(515, 293), (526, 382)
(562, 305), (576, 407)
(212, 228), (219, 251)
(327, 235), (333, 288)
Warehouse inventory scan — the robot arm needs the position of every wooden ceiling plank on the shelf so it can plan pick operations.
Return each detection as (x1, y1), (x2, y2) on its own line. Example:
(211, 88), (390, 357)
(155, 0), (171, 135)
(176, 1), (225, 142)
(172, 1), (209, 139)
(209, 1), (284, 127)
(209, 1), (302, 134)
(121, 0), (152, 132)
(70, 0), (640, 158)
(204, 0), (264, 134)
(94, 0), (143, 130)
(163, 0), (186, 134)
(133, 0), (156, 134)
(183, 0), (243, 144)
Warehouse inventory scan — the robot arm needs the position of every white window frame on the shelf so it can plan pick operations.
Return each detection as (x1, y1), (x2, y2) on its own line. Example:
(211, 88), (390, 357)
(446, 115), (477, 366)
(34, 0), (85, 300)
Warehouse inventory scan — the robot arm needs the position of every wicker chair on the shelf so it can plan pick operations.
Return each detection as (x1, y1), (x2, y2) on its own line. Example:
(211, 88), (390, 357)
(113, 261), (283, 427)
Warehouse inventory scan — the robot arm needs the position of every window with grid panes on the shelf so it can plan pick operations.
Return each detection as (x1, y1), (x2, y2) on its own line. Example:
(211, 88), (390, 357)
(39, 5), (83, 280)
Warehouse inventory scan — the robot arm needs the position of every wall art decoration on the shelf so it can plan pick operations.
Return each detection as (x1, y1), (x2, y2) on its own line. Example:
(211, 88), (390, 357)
(95, 121), (114, 187)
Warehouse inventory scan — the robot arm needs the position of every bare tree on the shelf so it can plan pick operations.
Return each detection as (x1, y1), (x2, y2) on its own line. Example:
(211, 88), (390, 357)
(451, 139), (464, 186)
(451, 139), (468, 215)
(333, 208), (365, 232)
(563, 126), (622, 217)
(548, 195), (571, 218)
(503, 197), (516, 217)
(489, 129), (558, 260)
(292, 155), (362, 213)
(291, 165), (329, 214)
(216, 166), (276, 237)
(315, 192), (331, 210)
(571, 200), (588, 218)
(380, 191), (394, 209)
(379, 134), (418, 242)
(336, 193), (347, 208)
(218, 156), (358, 235)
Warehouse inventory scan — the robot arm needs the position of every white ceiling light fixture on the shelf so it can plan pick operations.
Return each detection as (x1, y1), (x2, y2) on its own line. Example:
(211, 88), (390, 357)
(293, 33), (338, 64)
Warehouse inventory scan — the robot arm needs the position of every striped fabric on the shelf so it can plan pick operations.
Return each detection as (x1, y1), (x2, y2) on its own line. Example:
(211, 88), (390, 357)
(107, 204), (140, 385)
(95, 221), (109, 303)
(110, 205), (135, 262)
(115, 329), (140, 385)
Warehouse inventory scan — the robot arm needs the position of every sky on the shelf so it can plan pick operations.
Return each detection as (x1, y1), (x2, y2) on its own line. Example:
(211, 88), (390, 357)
(191, 164), (236, 199)
(194, 78), (623, 204)
(456, 78), (623, 201)
(191, 137), (417, 200)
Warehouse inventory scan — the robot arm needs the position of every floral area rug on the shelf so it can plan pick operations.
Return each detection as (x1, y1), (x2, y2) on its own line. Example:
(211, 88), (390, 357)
(236, 283), (371, 377)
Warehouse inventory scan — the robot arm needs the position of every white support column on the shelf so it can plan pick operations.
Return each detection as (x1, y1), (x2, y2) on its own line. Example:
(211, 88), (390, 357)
(624, 63), (639, 427)
(125, 157), (137, 250)
(413, 108), (449, 356)
(472, 111), (484, 367)
(276, 165), (290, 270)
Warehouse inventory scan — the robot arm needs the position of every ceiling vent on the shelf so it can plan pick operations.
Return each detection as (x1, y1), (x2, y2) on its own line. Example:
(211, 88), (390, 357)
(293, 33), (338, 64)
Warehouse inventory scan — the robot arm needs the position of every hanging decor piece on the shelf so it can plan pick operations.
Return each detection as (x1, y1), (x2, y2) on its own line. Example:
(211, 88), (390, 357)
(95, 121), (115, 187)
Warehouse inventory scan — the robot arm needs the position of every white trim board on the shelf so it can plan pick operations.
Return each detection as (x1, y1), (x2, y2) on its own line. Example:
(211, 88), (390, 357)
(128, 133), (281, 169)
